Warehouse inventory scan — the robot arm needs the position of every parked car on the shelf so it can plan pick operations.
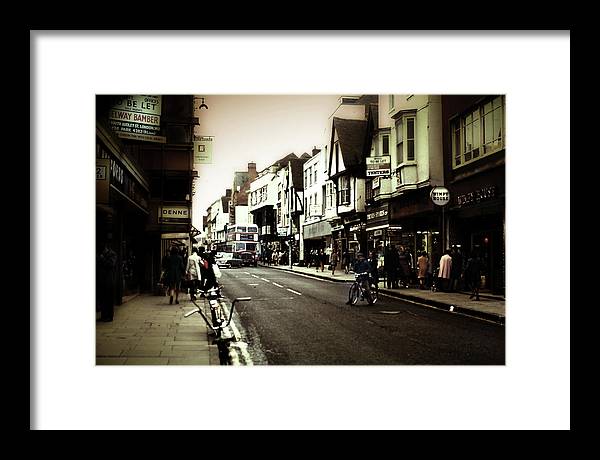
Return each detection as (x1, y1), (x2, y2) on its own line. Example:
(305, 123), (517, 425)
(215, 252), (243, 268)
(240, 251), (258, 267)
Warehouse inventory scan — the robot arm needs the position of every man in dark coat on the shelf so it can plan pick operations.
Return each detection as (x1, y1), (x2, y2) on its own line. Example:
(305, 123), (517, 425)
(162, 246), (185, 304)
(97, 235), (118, 322)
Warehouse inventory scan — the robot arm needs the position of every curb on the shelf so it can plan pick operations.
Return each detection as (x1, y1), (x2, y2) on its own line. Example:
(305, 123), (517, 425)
(258, 264), (505, 326)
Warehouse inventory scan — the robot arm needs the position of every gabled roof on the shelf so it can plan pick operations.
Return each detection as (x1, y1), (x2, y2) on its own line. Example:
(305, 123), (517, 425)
(332, 117), (368, 168)
(289, 157), (309, 190)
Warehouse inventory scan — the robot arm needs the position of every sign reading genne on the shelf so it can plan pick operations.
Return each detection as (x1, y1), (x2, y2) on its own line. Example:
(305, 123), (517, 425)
(159, 206), (190, 222)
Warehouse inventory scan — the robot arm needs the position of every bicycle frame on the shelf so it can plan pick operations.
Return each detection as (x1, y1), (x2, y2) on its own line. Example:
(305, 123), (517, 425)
(184, 288), (251, 337)
(348, 272), (378, 305)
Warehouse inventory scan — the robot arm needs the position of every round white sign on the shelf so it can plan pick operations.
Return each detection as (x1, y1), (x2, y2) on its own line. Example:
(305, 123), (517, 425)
(430, 186), (450, 206)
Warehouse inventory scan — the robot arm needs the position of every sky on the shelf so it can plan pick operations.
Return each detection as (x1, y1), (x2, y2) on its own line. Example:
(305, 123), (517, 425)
(192, 95), (341, 229)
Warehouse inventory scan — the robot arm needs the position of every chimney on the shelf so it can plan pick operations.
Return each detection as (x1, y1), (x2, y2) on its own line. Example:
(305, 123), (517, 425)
(225, 188), (232, 197)
(312, 146), (321, 157)
(248, 162), (257, 180)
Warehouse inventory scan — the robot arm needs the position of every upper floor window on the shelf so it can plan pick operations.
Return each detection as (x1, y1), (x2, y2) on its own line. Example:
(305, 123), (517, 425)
(389, 95), (395, 111)
(314, 168), (317, 184)
(395, 115), (416, 164)
(304, 170), (307, 188)
(308, 166), (313, 186)
(382, 135), (389, 156)
(452, 96), (505, 168)
(338, 176), (351, 205)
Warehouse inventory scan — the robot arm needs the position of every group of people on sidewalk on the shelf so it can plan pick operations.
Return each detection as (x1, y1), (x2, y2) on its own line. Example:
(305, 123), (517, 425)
(160, 245), (221, 305)
(334, 245), (484, 301)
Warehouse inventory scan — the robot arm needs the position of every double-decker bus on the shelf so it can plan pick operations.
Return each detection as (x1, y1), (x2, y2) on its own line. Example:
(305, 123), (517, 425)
(225, 224), (259, 266)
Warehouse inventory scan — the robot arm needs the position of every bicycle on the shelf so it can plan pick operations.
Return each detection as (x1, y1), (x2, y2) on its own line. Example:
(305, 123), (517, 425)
(184, 285), (251, 338)
(347, 272), (379, 305)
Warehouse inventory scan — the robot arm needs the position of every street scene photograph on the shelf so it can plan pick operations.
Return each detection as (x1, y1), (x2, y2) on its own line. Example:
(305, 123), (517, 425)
(33, 30), (570, 431)
(95, 94), (506, 366)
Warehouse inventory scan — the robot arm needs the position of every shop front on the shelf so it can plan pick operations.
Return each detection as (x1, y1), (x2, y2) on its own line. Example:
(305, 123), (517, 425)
(96, 130), (150, 305)
(389, 187), (442, 268)
(303, 220), (332, 266)
(447, 168), (505, 295)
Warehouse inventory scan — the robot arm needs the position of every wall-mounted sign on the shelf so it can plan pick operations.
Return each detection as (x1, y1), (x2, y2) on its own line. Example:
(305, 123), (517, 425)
(109, 95), (165, 144)
(456, 186), (496, 207)
(430, 186), (450, 206)
(366, 156), (391, 177)
(159, 206), (190, 222)
(374, 230), (383, 236)
(367, 209), (388, 220)
(372, 177), (380, 189)
(194, 136), (214, 164)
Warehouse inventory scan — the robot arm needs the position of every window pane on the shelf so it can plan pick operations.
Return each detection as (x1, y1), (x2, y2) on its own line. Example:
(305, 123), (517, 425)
(472, 109), (479, 121)
(466, 113), (472, 124)
(382, 135), (389, 154)
(397, 141), (403, 163)
(484, 113), (494, 144)
(407, 118), (415, 139)
(494, 106), (503, 140)
(493, 96), (502, 109)
(465, 124), (472, 152)
(484, 101), (493, 114)
(396, 120), (403, 141)
(473, 119), (480, 148)
(407, 140), (414, 161)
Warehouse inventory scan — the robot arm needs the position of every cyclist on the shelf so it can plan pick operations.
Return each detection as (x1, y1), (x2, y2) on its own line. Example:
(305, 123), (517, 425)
(346, 253), (372, 304)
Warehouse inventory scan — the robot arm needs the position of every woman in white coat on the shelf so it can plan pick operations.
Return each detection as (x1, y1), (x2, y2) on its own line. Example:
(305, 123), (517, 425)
(438, 249), (453, 292)
(186, 247), (202, 300)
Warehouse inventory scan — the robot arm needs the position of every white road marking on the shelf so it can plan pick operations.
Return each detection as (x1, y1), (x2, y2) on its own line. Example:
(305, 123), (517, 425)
(260, 278), (271, 283)
(248, 283), (259, 286)
(243, 272), (250, 275)
(272, 282), (284, 288)
(286, 288), (302, 296)
(251, 274), (260, 279)
(220, 302), (254, 365)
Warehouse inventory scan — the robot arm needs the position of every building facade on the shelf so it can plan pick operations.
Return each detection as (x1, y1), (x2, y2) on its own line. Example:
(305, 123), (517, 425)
(442, 95), (506, 295)
(96, 95), (198, 301)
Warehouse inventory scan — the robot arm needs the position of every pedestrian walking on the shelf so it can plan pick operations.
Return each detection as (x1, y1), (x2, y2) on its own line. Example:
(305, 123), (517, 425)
(417, 251), (428, 290)
(185, 247), (202, 300)
(450, 246), (463, 292)
(162, 246), (185, 305)
(319, 248), (326, 272)
(384, 244), (398, 289)
(97, 235), (117, 322)
(342, 250), (350, 274)
(398, 246), (411, 288)
(464, 249), (483, 301)
(438, 249), (453, 292)
(330, 247), (339, 275)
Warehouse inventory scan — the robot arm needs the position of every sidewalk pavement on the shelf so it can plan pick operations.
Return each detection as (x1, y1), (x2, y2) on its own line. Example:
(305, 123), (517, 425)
(259, 263), (505, 325)
(96, 293), (220, 365)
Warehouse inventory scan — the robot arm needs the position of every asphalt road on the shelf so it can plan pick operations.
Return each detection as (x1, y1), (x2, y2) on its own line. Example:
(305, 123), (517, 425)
(218, 266), (505, 365)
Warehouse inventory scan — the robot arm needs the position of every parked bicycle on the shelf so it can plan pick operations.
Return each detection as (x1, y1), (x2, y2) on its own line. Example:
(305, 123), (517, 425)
(184, 286), (251, 339)
(347, 272), (379, 305)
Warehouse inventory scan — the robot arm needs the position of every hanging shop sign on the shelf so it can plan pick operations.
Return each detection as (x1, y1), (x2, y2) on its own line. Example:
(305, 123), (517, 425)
(159, 206), (190, 222)
(366, 156), (391, 177)
(349, 223), (365, 232)
(96, 159), (110, 204)
(374, 230), (383, 236)
(194, 136), (214, 165)
(331, 224), (344, 232)
(109, 95), (166, 144)
(372, 177), (380, 189)
(430, 186), (450, 206)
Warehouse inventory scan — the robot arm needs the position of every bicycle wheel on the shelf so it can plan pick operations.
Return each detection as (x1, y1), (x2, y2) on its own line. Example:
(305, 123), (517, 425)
(348, 283), (360, 305)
